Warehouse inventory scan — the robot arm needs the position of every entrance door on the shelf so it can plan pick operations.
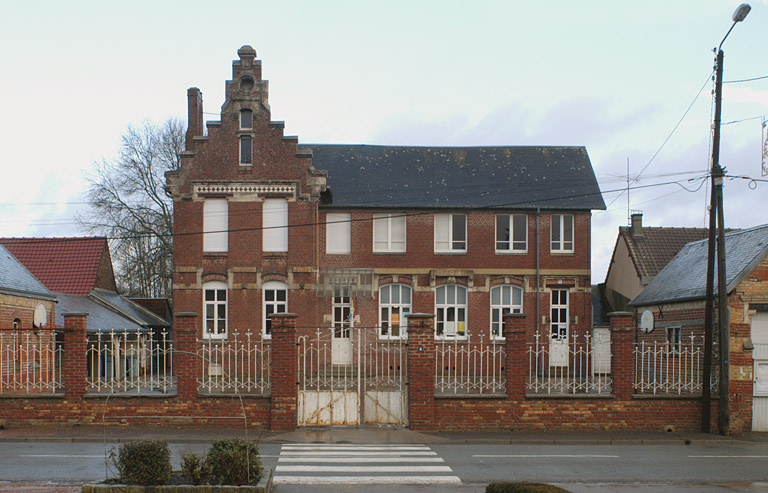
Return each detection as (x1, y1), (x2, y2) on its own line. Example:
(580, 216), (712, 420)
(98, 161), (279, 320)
(549, 289), (569, 367)
(332, 296), (353, 365)
(752, 312), (768, 431)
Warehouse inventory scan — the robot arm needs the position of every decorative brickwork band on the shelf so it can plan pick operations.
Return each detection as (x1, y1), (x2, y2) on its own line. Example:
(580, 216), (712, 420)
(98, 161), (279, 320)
(609, 311), (634, 400)
(270, 313), (298, 431)
(504, 313), (529, 399)
(405, 313), (436, 431)
(63, 313), (88, 401)
(173, 312), (199, 399)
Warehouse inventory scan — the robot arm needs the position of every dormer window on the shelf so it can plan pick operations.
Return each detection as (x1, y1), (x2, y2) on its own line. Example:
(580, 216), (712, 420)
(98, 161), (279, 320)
(240, 136), (252, 165)
(240, 109), (253, 129)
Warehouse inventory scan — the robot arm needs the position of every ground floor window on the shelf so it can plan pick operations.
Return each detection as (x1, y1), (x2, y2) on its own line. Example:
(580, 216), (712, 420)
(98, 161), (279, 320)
(490, 285), (523, 339)
(379, 284), (411, 338)
(436, 285), (467, 339)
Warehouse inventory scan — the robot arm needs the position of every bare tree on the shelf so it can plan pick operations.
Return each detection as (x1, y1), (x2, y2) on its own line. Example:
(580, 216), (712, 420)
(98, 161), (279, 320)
(79, 118), (184, 298)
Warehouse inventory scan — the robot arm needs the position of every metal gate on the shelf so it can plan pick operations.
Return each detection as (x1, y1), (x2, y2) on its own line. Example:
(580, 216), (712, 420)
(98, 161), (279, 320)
(297, 327), (408, 427)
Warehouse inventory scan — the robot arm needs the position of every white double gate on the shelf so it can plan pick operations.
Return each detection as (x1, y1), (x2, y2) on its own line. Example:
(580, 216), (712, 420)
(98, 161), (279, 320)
(297, 327), (408, 427)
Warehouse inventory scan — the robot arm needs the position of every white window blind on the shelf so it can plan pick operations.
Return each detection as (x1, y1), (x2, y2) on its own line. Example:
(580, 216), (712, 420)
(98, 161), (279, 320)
(203, 199), (228, 252)
(263, 198), (288, 252)
(326, 213), (351, 254)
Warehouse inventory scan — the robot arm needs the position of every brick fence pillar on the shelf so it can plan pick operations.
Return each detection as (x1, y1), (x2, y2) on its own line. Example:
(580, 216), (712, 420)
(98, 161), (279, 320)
(270, 313), (298, 432)
(406, 313), (436, 431)
(504, 313), (529, 400)
(63, 313), (88, 401)
(173, 312), (199, 400)
(609, 311), (635, 400)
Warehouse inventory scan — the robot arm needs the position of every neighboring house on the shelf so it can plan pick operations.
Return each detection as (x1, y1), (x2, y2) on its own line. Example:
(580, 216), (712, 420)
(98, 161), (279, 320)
(0, 243), (56, 329)
(629, 224), (768, 432)
(604, 212), (710, 311)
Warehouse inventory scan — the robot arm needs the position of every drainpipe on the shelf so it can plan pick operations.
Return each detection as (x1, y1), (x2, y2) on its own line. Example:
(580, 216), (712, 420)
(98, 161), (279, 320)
(536, 208), (541, 333)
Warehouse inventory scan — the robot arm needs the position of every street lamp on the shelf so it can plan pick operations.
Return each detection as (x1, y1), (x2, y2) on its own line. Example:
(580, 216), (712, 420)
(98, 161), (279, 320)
(702, 3), (750, 435)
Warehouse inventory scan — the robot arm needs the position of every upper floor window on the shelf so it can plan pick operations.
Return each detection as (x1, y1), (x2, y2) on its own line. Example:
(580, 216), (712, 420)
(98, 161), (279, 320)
(326, 213), (351, 254)
(263, 281), (287, 338)
(379, 284), (411, 338)
(434, 213), (466, 252)
(240, 109), (253, 129)
(551, 214), (574, 253)
(203, 199), (228, 252)
(240, 136), (252, 165)
(490, 285), (523, 339)
(373, 213), (406, 252)
(435, 284), (467, 339)
(263, 198), (288, 252)
(496, 214), (527, 252)
(203, 281), (227, 339)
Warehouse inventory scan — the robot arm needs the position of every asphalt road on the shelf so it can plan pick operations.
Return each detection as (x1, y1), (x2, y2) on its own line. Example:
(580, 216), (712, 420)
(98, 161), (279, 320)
(2, 440), (768, 491)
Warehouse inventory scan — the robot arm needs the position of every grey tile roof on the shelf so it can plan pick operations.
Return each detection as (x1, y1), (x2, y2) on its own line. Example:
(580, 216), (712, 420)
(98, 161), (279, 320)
(630, 224), (768, 307)
(90, 289), (170, 328)
(55, 292), (144, 332)
(0, 244), (54, 300)
(301, 145), (606, 210)
(619, 226), (711, 280)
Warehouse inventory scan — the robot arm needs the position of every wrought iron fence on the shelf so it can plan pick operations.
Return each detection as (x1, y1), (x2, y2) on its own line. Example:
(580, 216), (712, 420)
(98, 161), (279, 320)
(633, 336), (719, 395)
(0, 329), (63, 395)
(198, 330), (270, 395)
(527, 331), (612, 395)
(435, 330), (506, 395)
(86, 329), (174, 395)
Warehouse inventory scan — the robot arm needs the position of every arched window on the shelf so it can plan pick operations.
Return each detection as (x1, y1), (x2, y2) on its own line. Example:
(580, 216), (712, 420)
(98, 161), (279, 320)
(435, 285), (467, 339)
(203, 281), (227, 338)
(490, 285), (523, 339)
(263, 281), (287, 338)
(379, 284), (411, 338)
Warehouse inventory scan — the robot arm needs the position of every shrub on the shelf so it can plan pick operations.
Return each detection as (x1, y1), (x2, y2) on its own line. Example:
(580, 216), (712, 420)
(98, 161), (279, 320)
(206, 438), (261, 485)
(486, 482), (571, 493)
(113, 440), (172, 485)
(181, 452), (211, 485)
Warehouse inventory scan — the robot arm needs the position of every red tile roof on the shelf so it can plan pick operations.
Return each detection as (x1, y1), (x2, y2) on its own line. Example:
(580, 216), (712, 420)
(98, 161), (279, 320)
(0, 237), (110, 296)
(620, 226), (710, 280)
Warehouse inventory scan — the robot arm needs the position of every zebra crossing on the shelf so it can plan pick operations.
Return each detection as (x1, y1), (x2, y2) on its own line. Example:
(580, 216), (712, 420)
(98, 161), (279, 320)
(273, 443), (461, 485)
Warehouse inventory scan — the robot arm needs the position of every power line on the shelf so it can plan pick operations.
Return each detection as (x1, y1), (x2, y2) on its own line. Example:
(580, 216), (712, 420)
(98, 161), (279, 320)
(724, 75), (768, 84)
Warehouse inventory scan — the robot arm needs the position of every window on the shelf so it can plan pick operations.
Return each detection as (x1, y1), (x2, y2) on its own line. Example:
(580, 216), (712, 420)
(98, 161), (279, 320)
(666, 327), (681, 355)
(203, 199), (228, 252)
(373, 213), (406, 252)
(434, 213), (466, 252)
(333, 296), (352, 338)
(550, 289), (568, 340)
(263, 281), (287, 338)
(263, 198), (288, 252)
(240, 109), (253, 129)
(203, 281), (227, 338)
(240, 136), (252, 164)
(496, 214), (527, 252)
(435, 285), (467, 338)
(326, 213), (350, 254)
(490, 285), (523, 339)
(379, 284), (411, 338)
(551, 214), (574, 252)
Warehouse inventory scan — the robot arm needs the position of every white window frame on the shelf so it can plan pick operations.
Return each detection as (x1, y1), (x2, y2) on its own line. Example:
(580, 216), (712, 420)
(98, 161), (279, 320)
(666, 326), (681, 355)
(262, 280), (287, 338)
(496, 214), (527, 252)
(203, 199), (228, 253)
(551, 214), (574, 253)
(240, 108), (253, 129)
(326, 212), (351, 254)
(490, 285), (523, 339)
(373, 213), (406, 253)
(379, 284), (411, 339)
(434, 213), (467, 253)
(203, 281), (227, 339)
(550, 289), (569, 341)
(263, 198), (288, 252)
(239, 136), (252, 165)
(435, 284), (467, 339)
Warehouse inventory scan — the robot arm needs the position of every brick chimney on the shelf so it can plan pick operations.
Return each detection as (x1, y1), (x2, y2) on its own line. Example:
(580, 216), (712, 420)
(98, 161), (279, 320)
(185, 87), (203, 151)
(631, 212), (643, 237)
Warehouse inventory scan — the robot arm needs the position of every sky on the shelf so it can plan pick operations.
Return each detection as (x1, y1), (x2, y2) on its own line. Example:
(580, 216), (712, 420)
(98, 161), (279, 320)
(1, 0), (766, 283)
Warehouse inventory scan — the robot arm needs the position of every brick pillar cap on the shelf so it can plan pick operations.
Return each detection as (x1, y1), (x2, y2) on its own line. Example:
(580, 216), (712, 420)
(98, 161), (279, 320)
(405, 313), (435, 319)
(271, 313), (299, 319)
(608, 311), (633, 317)
(63, 313), (89, 317)
(175, 312), (199, 318)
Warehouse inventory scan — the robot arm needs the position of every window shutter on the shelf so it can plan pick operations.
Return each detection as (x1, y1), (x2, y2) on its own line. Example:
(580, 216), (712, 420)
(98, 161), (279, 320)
(263, 198), (288, 252)
(326, 213), (351, 254)
(434, 214), (450, 251)
(203, 199), (228, 252)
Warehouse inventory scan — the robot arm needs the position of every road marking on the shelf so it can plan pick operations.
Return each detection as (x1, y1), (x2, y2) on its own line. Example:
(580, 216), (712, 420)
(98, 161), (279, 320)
(473, 454), (620, 458)
(19, 455), (105, 458)
(273, 443), (461, 485)
(689, 455), (768, 458)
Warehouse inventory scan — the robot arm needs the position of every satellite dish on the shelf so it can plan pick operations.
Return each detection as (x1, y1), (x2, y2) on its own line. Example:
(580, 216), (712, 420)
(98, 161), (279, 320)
(34, 303), (47, 328)
(640, 310), (654, 333)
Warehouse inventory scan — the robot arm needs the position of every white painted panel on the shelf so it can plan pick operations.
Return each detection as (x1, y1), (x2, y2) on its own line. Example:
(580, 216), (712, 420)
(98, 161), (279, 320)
(592, 328), (611, 374)
(332, 339), (352, 365)
(752, 313), (768, 345)
(751, 313), (768, 431)
(298, 391), (359, 427)
(549, 339), (567, 367)
(364, 390), (407, 425)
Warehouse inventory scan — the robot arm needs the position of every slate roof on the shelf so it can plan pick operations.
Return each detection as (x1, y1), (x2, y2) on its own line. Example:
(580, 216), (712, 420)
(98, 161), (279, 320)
(616, 226), (710, 281)
(91, 289), (169, 328)
(0, 244), (55, 300)
(630, 224), (768, 307)
(301, 145), (606, 210)
(0, 237), (108, 296)
(54, 292), (141, 332)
